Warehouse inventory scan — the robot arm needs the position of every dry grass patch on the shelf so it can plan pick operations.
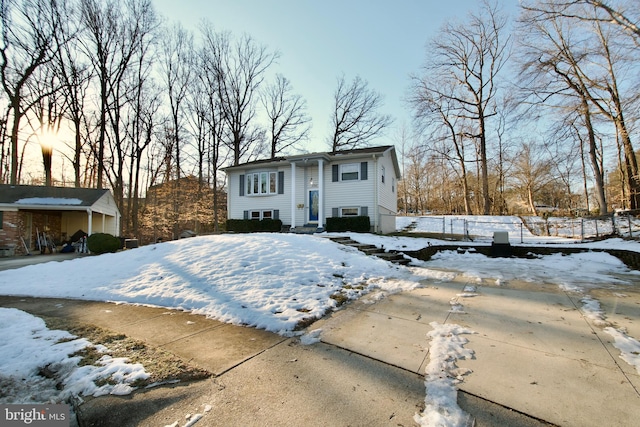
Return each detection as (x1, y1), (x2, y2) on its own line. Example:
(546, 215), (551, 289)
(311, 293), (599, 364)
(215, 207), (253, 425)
(42, 316), (211, 387)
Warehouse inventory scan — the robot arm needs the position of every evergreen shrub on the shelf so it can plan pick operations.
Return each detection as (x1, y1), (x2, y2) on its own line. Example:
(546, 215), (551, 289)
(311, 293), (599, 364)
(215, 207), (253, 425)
(326, 216), (371, 232)
(87, 233), (121, 254)
(226, 218), (283, 232)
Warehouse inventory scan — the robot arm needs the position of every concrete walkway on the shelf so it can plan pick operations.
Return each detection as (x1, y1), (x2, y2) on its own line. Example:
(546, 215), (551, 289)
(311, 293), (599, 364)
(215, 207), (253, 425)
(1, 269), (639, 425)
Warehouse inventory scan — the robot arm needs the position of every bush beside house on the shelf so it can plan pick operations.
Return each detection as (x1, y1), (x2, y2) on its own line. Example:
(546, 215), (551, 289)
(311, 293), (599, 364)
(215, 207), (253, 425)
(226, 219), (283, 233)
(87, 233), (121, 254)
(326, 216), (371, 232)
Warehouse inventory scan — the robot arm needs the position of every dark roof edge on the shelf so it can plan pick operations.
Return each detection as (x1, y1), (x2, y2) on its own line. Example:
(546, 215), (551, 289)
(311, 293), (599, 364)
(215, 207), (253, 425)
(222, 145), (395, 170)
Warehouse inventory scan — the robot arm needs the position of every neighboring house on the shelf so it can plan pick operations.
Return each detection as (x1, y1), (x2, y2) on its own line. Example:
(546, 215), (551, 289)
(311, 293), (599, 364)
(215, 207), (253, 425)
(223, 145), (401, 234)
(143, 175), (227, 243)
(0, 185), (121, 255)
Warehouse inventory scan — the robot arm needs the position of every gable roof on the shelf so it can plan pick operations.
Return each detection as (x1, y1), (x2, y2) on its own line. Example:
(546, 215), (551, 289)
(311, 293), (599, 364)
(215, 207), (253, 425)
(223, 145), (399, 176)
(0, 185), (111, 208)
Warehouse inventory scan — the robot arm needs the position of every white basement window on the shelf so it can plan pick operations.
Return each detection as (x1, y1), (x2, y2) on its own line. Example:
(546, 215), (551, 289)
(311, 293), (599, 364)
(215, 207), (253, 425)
(250, 210), (274, 220)
(341, 207), (359, 217)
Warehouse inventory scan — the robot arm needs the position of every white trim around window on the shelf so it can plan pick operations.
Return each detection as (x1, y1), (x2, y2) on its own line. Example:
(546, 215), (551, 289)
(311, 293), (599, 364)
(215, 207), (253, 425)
(246, 171), (278, 196)
(340, 207), (360, 217)
(249, 209), (273, 220)
(340, 163), (359, 181)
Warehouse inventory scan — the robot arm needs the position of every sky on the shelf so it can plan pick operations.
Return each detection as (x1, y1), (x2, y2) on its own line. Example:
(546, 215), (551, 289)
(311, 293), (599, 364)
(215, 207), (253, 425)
(152, 0), (523, 153)
(2, 215), (640, 425)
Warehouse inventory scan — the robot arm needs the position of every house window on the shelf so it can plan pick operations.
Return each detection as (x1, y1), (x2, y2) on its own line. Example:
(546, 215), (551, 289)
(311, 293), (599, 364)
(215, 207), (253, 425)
(269, 172), (277, 193)
(381, 166), (385, 184)
(246, 172), (278, 196)
(249, 210), (274, 220)
(340, 163), (359, 181)
(341, 207), (359, 217)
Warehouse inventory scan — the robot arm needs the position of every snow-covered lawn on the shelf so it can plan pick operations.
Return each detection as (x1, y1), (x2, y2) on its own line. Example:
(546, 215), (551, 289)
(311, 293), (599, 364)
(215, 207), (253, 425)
(0, 234), (417, 334)
(1, 216), (640, 426)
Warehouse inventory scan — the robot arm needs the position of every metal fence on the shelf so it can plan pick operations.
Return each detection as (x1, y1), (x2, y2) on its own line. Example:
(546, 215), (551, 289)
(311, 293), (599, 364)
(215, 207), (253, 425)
(402, 213), (640, 243)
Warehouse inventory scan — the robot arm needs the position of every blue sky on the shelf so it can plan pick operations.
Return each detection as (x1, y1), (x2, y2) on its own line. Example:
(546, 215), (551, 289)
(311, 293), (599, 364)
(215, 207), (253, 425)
(153, 0), (522, 153)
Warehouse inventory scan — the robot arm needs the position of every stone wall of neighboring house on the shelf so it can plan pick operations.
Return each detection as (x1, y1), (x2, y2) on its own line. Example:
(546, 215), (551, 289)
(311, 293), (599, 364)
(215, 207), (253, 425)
(0, 211), (63, 256)
(31, 212), (62, 253)
(0, 211), (22, 256)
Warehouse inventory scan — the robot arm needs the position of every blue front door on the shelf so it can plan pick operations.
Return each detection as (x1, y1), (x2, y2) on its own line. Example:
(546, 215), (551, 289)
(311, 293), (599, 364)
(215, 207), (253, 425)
(309, 190), (319, 222)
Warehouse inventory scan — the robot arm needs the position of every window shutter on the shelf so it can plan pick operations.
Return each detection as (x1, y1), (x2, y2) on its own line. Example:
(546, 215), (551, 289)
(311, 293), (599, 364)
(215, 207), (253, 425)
(332, 165), (339, 182)
(278, 171), (284, 194)
(360, 206), (368, 217)
(360, 162), (368, 180)
(243, 210), (249, 220)
(332, 207), (339, 217)
(274, 209), (279, 220)
(239, 174), (245, 196)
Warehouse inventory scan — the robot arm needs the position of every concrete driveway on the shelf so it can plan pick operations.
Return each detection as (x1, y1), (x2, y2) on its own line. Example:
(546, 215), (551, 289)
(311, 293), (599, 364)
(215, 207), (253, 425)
(1, 255), (639, 426)
(314, 273), (640, 427)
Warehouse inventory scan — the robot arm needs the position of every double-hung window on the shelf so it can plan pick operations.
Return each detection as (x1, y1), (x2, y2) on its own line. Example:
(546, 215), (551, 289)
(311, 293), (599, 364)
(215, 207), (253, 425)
(332, 162), (367, 182)
(340, 163), (359, 181)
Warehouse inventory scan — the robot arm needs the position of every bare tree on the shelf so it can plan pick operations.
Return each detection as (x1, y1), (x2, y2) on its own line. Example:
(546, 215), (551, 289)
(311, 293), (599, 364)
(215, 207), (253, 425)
(124, 25), (161, 237)
(53, 2), (92, 188)
(200, 24), (277, 165)
(194, 36), (231, 231)
(411, 79), (475, 214)
(410, 0), (510, 214)
(511, 142), (556, 215)
(330, 74), (392, 152)
(0, 0), (63, 184)
(29, 64), (64, 186)
(518, 0), (638, 210)
(158, 22), (193, 237)
(159, 23), (192, 180)
(261, 74), (310, 158)
(80, 0), (159, 209)
(523, 0), (640, 44)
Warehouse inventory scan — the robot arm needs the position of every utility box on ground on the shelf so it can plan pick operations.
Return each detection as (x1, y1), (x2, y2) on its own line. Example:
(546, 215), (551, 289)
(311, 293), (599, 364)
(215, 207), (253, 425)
(490, 231), (511, 257)
(124, 239), (139, 249)
(493, 232), (509, 245)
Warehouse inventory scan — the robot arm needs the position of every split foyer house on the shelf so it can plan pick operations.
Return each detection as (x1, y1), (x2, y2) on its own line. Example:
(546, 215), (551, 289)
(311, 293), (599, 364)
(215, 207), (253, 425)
(0, 185), (121, 255)
(223, 145), (401, 234)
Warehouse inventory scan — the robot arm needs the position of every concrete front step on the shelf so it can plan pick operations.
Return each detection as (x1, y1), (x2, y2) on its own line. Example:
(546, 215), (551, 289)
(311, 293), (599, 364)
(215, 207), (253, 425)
(291, 226), (320, 234)
(328, 236), (410, 265)
(375, 252), (411, 265)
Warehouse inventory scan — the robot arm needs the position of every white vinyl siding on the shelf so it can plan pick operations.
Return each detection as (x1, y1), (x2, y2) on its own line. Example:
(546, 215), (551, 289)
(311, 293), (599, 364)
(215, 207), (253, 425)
(325, 161), (373, 221)
(229, 168), (292, 225)
(376, 154), (398, 214)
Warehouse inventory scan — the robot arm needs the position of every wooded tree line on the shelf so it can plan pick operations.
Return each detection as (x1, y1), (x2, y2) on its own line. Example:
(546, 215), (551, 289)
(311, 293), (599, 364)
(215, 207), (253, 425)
(0, 0), (392, 239)
(1, 0), (638, 239)
(405, 0), (639, 217)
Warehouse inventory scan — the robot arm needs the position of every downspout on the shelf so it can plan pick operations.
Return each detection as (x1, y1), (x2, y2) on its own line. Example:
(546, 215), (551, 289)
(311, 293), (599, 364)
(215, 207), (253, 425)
(373, 154), (379, 233)
(291, 162), (296, 229)
(318, 158), (324, 229)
